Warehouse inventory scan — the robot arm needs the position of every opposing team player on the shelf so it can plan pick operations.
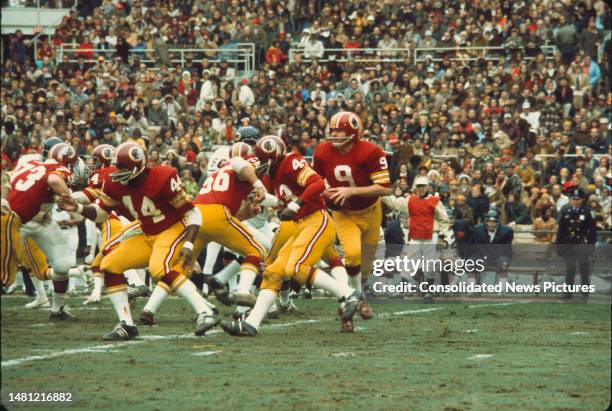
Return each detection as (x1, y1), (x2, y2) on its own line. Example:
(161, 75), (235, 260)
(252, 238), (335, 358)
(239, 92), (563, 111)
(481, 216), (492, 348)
(59, 142), (218, 340)
(221, 135), (361, 336)
(313, 111), (392, 323)
(2, 143), (80, 320)
(138, 141), (267, 325)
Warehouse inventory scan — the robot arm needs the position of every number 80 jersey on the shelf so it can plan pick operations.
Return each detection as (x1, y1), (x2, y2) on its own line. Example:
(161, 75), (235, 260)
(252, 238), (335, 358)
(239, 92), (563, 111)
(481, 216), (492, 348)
(8, 160), (71, 223)
(96, 166), (193, 235)
(313, 140), (391, 211)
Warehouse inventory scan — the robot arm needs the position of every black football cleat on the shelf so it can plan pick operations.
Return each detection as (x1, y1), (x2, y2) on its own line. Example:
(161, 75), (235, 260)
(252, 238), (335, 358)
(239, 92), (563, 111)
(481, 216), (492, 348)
(220, 319), (257, 337)
(195, 309), (221, 336)
(341, 291), (361, 322)
(139, 309), (156, 326)
(103, 321), (139, 340)
(128, 285), (150, 303)
(233, 292), (257, 308)
(203, 276), (233, 306)
(49, 306), (76, 321)
(340, 319), (355, 333)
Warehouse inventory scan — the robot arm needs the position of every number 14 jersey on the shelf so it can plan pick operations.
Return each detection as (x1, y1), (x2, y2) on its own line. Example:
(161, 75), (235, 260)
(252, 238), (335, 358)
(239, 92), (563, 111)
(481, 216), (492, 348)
(96, 166), (193, 235)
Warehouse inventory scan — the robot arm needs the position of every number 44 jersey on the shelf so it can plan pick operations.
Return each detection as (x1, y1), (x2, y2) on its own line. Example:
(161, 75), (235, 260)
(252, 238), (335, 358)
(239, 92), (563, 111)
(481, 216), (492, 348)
(96, 166), (193, 235)
(312, 140), (391, 211)
(8, 160), (71, 223)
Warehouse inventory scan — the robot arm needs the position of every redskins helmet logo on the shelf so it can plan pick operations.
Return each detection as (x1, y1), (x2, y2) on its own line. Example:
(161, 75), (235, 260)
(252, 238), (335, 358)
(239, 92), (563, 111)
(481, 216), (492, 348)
(261, 138), (277, 154)
(128, 146), (144, 162)
(349, 115), (360, 130)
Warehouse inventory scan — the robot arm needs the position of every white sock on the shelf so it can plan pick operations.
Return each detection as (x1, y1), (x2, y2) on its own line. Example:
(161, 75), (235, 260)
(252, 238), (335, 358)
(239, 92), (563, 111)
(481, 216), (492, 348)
(52, 292), (65, 312)
(237, 269), (257, 294)
(269, 301), (278, 312)
(68, 276), (77, 291)
(92, 276), (103, 293)
(279, 289), (290, 305)
(143, 284), (169, 314)
(214, 260), (240, 284)
(245, 289), (276, 329)
(313, 269), (353, 299)
(125, 269), (145, 287)
(31, 278), (48, 302)
(175, 280), (213, 315)
(348, 273), (362, 293)
(203, 242), (223, 275)
(109, 291), (134, 325)
(228, 274), (238, 294)
(331, 265), (349, 287)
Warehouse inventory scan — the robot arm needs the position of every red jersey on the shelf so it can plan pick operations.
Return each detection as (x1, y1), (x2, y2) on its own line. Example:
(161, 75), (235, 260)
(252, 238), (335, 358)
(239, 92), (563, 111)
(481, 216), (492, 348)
(269, 153), (325, 220)
(407, 194), (440, 240)
(193, 164), (253, 215)
(97, 166), (193, 235)
(313, 140), (391, 210)
(83, 166), (121, 221)
(8, 160), (71, 223)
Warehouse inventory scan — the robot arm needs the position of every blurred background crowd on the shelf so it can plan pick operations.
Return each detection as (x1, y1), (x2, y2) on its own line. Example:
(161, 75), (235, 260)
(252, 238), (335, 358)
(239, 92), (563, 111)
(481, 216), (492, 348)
(1, 0), (611, 239)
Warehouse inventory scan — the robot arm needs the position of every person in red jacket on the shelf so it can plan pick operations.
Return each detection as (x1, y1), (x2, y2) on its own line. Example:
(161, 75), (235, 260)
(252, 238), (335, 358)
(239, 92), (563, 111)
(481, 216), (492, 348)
(383, 176), (450, 301)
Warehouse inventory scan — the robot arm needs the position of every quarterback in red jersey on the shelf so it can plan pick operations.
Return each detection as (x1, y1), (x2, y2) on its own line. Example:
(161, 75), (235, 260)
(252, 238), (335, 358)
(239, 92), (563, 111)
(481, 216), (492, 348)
(59, 142), (218, 340)
(221, 135), (361, 336)
(313, 111), (391, 323)
(2, 143), (78, 319)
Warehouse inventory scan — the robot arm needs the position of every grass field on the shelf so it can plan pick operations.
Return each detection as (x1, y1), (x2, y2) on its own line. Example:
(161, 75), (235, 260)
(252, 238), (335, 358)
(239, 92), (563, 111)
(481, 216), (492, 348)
(1, 294), (610, 411)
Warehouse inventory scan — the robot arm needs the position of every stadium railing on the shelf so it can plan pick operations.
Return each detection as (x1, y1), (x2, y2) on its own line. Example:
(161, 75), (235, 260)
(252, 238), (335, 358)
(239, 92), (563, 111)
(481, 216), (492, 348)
(288, 45), (557, 64)
(55, 43), (256, 77)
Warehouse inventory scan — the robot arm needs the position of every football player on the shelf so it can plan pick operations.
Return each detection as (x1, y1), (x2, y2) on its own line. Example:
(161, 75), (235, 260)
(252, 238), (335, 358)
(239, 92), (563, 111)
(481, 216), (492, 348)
(221, 135), (361, 336)
(72, 144), (150, 304)
(2, 143), (80, 320)
(313, 111), (392, 323)
(58, 142), (218, 340)
(138, 141), (268, 325)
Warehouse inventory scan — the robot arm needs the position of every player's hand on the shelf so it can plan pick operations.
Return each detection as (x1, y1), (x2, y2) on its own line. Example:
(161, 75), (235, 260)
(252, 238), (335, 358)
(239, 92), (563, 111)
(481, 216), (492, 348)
(327, 186), (355, 207)
(178, 246), (193, 269)
(250, 186), (266, 203)
(279, 207), (296, 221)
(57, 195), (78, 212)
(249, 202), (263, 216)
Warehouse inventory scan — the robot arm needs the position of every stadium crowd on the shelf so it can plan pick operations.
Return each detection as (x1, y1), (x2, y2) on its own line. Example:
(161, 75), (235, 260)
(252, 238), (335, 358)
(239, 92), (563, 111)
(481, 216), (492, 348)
(2, 0), (611, 241)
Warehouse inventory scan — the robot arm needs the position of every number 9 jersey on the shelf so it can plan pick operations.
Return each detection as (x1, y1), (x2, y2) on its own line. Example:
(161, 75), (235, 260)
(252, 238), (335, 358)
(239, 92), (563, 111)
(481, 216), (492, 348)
(312, 140), (391, 211)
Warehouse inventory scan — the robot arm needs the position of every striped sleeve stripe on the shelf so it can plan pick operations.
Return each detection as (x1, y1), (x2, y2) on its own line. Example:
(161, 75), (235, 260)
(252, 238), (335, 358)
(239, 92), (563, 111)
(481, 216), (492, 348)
(370, 170), (389, 178)
(84, 187), (101, 200)
(297, 167), (316, 187)
(169, 191), (190, 209)
(98, 191), (119, 207)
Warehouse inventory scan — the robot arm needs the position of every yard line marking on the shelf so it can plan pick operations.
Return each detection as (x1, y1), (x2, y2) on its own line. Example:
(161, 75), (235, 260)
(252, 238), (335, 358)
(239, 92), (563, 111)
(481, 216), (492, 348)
(1, 302), (517, 368)
(191, 351), (222, 357)
(468, 354), (494, 360)
(330, 352), (355, 358)
(1, 341), (143, 367)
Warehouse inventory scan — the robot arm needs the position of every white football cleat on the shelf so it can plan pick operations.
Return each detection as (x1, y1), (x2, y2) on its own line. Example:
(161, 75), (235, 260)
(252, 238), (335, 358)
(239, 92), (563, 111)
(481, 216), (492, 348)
(25, 299), (50, 309)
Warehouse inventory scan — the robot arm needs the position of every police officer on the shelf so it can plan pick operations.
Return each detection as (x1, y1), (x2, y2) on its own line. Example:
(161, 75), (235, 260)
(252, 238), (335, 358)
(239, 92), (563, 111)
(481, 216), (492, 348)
(555, 187), (597, 300)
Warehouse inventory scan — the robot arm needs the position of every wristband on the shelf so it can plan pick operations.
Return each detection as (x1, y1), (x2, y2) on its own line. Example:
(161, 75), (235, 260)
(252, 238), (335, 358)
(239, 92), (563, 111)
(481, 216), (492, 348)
(76, 203), (84, 214)
(183, 241), (194, 251)
(253, 179), (265, 190)
(287, 201), (301, 213)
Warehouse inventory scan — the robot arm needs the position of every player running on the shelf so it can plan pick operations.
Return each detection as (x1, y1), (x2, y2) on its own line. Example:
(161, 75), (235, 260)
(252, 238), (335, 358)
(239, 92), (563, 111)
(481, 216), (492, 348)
(58, 142), (218, 340)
